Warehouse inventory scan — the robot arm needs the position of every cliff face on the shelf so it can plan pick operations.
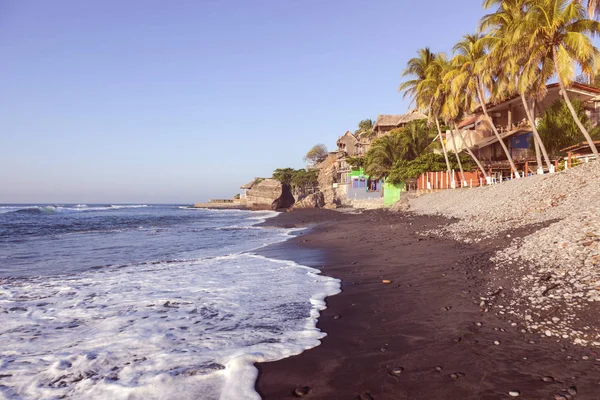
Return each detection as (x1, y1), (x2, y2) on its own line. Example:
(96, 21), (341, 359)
(293, 192), (325, 209)
(245, 179), (295, 210)
(317, 154), (345, 206)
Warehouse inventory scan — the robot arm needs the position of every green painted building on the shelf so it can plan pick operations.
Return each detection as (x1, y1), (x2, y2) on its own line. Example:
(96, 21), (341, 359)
(345, 168), (405, 206)
(383, 181), (406, 207)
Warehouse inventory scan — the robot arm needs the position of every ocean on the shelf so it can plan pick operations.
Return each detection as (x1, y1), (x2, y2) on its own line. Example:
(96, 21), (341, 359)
(0, 204), (340, 400)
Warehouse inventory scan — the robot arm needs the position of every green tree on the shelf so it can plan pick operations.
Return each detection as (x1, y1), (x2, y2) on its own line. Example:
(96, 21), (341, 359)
(577, 0), (600, 18)
(272, 168), (296, 185)
(426, 53), (491, 183)
(537, 98), (600, 154)
(363, 131), (407, 179)
(396, 120), (434, 160)
(387, 153), (474, 186)
(398, 47), (437, 110)
(524, 0), (600, 158)
(481, 0), (554, 172)
(355, 119), (375, 139)
(346, 155), (365, 169)
(303, 144), (329, 166)
(451, 32), (521, 178)
(362, 121), (437, 179)
(399, 49), (453, 175)
(272, 168), (319, 196)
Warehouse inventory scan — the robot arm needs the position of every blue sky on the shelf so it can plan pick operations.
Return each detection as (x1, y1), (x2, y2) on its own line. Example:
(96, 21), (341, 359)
(1, 0), (487, 203)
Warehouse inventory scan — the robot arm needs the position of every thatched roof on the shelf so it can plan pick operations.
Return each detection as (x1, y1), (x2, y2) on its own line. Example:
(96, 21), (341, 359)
(373, 114), (404, 128)
(399, 109), (427, 124)
(337, 130), (358, 146)
(373, 110), (427, 130)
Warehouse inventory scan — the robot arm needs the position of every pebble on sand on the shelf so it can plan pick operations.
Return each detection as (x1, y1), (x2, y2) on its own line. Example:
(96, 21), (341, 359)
(508, 390), (520, 397)
(293, 386), (310, 397)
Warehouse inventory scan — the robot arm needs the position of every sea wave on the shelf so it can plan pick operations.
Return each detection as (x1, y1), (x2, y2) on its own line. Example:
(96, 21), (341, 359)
(0, 254), (340, 400)
(1, 205), (150, 215)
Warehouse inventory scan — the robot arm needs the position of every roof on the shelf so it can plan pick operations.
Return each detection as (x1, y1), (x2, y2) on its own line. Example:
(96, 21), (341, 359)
(337, 130), (359, 145)
(561, 82), (600, 95)
(457, 116), (477, 129)
(560, 141), (600, 154)
(374, 114), (404, 128)
(472, 82), (600, 114)
(373, 110), (427, 130)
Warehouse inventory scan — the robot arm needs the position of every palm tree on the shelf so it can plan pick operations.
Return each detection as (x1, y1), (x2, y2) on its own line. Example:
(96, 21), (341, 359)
(525, 0), (600, 159)
(363, 132), (406, 179)
(355, 119), (375, 139)
(431, 55), (490, 185)
(574, 0), (600, 18)
(537, 97), (600, 153)
(481, 0), (554, 173)
(399, 49), (453, 175)
(451, 33), (521, 178)
(399, 48), (437, 110)
(431, 59), (469, 187)
(398, 120), (432, 159)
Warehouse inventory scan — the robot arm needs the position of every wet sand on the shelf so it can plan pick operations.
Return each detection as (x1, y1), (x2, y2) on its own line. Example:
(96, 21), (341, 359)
(255, 209), (600, 399)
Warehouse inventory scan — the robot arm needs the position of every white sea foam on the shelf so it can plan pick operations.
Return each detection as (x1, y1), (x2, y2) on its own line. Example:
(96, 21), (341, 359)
(0, 205), (149, 214)
(0, 254), (340, 399)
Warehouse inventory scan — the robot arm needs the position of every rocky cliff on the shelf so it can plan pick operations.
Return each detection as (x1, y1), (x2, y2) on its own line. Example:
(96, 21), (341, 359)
(293, 192), (325, 209)
(317, 154), (348, 207)
(245, 179), (295, 210)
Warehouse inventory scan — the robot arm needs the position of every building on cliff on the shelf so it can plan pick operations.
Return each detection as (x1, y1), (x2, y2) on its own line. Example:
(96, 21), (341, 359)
(315, 112), (426, 207)
(448, 82), (600, 176)
(331, 110), (427, 187)
(372, 110), (428, 139)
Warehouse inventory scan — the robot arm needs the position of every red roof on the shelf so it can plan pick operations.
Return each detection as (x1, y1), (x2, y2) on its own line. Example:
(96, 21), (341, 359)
(560, 140), (600, 154)
(472, 82), (600, 114)
(457, 116), (478, 129)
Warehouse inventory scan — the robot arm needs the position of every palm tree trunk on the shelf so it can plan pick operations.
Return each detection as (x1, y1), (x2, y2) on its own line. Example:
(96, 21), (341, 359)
(534, 136), (542, 174)
(531, 100), (547, 173)
(476, 81), (520, 178)
(553, 56), (600, 159)
(449, 124), (466, 187)
(520, 92), (552, 171)
(434, 118), (452, 175)
(453, 122), (488, 180)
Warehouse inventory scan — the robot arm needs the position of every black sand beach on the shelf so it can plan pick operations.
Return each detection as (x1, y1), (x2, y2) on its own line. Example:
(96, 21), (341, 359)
(255, 209), (600, 400)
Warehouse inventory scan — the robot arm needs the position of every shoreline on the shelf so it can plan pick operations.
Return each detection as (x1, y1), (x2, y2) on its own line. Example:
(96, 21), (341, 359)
(254, 209), (600, 399)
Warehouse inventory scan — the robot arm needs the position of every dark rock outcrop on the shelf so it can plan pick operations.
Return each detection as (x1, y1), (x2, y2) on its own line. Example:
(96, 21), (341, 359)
(245, 179), (295, 210)
(293, 192), (325, 209)
(317, 154), (340, 206)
